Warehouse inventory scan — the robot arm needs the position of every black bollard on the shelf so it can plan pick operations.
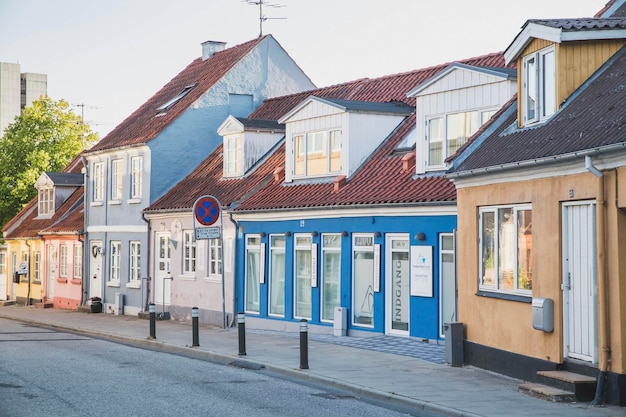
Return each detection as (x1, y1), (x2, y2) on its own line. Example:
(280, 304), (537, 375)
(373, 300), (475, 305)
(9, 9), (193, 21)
(237, 312), (246, 356)
(192, 307), (199, 347)
(149, 303), (156, 339)
(299, 319), (309, 369)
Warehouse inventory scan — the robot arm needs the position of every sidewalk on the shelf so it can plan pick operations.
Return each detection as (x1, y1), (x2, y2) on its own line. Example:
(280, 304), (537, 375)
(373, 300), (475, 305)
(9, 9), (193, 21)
(0, 305), (621, 417)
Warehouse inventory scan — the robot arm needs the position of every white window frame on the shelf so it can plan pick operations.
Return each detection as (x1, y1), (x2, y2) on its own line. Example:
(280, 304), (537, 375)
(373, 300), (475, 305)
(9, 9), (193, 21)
(130, 156), (143, 199)
(293, 129), (342, 178)
(93, 162), (104, 202)
(479, 204), (533, 296)
(208, 238), (222, 278)
(129, 241), (141, 281)
(294, 233), (313, 319)
(0, 252), (5, 274)
(268, 234), (286, 317)
(109, 241), (121, 283)
(523, 46), (556, 125)
(38, 187), (54, 217)
(33, 251), (41, 283)
(321, 233), (341, 322)
(244, 235), (262, 314)
(352, 234), (375, 327)
(224, 135), (242, 177)
(111, 159), (123, 201)
(73, 244), (82, 277)
(183, 231), (196, 274)
(59, 244), (68, 277)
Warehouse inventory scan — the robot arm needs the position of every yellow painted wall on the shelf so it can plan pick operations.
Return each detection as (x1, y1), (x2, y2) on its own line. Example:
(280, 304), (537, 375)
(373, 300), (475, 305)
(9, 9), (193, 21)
(457, 169), (626, 372)
(517, 39), (625, 127)
(6, 239), (44, 303)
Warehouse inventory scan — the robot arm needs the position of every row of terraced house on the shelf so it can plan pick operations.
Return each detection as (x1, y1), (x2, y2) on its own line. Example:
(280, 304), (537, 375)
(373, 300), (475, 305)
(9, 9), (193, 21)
(3, 0), (626, 406)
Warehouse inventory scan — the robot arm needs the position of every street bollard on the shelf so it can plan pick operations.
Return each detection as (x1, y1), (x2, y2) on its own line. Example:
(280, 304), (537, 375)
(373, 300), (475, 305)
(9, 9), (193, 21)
(299, 319), (309, 369)
(149, 303), (156, 339)
(192, 307), (199, 347)
(237, 312), (246, 356)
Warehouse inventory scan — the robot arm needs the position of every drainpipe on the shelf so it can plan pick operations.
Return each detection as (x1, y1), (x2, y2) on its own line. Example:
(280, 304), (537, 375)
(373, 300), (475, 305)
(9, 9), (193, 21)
(586, 156), (609, 405)
(24, 240), (31, 306)
(141, 212), (151, 312)
(228, 211), (239, 327)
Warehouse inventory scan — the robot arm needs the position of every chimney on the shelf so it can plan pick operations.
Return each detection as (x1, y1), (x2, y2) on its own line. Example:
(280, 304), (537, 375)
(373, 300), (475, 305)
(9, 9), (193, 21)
(201, 40), (227, 60)
(273, 165), (285, 183)
(333, 175), (346, 193)
(402, 151), (416, 173)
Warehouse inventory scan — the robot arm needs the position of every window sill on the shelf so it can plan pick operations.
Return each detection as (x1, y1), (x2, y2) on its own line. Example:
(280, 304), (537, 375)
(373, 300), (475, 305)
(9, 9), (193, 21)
(204, 276), (222, 283)
(71, 279), (82, 285)
(127, 281), (141, 289)
(128, 198), (142, 204)
(106, 281), (121, 288)
(90, 201), (104, 207)
(108, 200), (122, 205)
(475, 291), (531, 303)
(179, 275), (196, 282)
(56, 278), (68, 284)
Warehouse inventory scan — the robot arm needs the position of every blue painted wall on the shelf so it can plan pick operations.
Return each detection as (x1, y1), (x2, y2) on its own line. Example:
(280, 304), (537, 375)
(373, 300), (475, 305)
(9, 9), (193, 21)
(236, 213), (457, 340)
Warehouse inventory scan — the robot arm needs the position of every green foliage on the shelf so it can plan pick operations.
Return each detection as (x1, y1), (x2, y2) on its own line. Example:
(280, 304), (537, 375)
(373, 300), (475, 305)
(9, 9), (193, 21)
(0, 96), (98, 228)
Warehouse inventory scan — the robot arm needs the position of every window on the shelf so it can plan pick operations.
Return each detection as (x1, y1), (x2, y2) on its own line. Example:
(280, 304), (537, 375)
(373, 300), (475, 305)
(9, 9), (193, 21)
(73, 244), (82, 277)
(352, 234), (375, 326)
(293, 129), (341, 177)
(269, 235), (286, 316)
(156, 84), (196, 115)
(183, 231), (196, 274)
(130, 156), (142, 199)
(129, 241), (140, 281)
(224, 135), (242, 177)
(294, 234), (312, 319)
(0, 252), (5, 274)
(33, 252), (41, 282)
(111, 159), (123, 200)
(524, 46), (556, 124)
(110, 241), (121, 282)
(60, 244), (68, 277)
(245, 235), (261, 313)
(479, 205), (533, 294)
(208, 238), (222, 277)
(93, 162), (104, 202)
(427, 109), (495, 168)
(321, 234), (341, 322)
(38, 187), (54, 216)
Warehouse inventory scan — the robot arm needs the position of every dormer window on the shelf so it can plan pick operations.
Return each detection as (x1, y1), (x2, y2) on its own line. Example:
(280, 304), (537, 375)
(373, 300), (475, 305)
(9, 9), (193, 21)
(427, 109), (495, 169)
(293, 129), (341, 177)
(523, 46), (555, 125)
(224, 135), (242, 177)
(156, 84), (196, 115)
(38, 187), (54, 217)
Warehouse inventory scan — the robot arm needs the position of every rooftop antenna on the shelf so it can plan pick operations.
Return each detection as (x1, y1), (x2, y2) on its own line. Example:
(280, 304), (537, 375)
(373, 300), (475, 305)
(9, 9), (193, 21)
(243, 0), (286, 37)
(71, 102), (101, 149)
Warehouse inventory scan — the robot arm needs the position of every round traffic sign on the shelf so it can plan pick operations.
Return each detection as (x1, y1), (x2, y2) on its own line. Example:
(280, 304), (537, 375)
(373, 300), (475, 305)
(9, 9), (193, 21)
(194, 195), (221, 226)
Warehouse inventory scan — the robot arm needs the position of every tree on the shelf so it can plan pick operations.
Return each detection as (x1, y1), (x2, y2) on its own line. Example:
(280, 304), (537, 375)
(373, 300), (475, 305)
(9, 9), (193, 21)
(0, 96), (98, 227)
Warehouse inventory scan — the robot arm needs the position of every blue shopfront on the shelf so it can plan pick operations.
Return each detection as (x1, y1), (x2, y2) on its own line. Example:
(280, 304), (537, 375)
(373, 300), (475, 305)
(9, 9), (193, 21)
(235, 212), (457, 340)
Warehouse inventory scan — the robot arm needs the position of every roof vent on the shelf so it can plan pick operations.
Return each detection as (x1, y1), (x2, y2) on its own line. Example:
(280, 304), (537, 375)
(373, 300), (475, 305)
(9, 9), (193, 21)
(333, 175), (347, 193)
(402, 151), (416, 173)
(201, 40), (227, 60)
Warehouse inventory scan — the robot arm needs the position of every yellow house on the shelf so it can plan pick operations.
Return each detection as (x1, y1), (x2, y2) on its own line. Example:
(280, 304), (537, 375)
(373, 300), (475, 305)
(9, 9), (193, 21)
(447, 17), (626, 405)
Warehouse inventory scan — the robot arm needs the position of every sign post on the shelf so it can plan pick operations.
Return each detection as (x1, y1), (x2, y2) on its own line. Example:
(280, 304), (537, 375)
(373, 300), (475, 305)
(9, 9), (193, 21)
(192, 195), (227, 328)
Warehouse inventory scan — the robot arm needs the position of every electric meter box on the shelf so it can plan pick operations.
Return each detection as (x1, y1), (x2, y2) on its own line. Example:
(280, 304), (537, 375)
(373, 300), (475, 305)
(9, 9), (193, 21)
(532, 298), (554, 332)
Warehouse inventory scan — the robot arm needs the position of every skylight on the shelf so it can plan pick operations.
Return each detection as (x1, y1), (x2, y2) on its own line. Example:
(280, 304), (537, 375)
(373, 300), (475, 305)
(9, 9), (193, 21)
(156, 84), (197, 115)
(395, 127), (416, 151)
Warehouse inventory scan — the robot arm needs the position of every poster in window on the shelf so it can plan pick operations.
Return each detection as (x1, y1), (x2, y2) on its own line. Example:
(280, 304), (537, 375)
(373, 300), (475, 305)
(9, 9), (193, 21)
(410, 245), (433, 297)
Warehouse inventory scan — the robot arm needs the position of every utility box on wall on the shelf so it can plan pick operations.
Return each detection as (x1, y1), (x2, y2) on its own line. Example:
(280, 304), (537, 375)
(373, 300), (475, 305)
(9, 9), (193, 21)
(532, 298), (554, 332)
(444, 322), (464, 367)
(334, 307), (347, 336)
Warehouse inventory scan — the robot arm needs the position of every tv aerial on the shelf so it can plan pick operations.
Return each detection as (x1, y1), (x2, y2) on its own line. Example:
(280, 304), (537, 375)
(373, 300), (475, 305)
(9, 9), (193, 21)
(243, 0), (286, 37)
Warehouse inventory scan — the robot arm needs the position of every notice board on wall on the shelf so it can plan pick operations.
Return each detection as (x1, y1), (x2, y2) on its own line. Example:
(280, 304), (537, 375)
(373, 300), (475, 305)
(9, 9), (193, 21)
(410, 245), (433, 297)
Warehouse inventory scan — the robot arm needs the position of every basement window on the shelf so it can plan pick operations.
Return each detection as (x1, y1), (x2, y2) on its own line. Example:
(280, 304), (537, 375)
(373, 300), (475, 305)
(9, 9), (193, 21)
(156, 84), (197, 115)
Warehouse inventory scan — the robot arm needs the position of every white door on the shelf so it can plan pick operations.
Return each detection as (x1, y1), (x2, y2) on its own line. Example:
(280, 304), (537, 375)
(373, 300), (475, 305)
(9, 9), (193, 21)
(439, 233), (456, 338)
(155, 233), (171, 306)
(0, 251), (6, 300)
(89, 241), (103, 299)
(386, 234), (410, 336)
(562, 201), (597, 363)
(47, 245), (57, 300)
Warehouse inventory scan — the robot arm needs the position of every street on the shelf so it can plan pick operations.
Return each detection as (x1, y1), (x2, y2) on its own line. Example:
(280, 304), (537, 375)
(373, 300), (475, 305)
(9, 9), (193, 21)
(0, 318), (427, 417)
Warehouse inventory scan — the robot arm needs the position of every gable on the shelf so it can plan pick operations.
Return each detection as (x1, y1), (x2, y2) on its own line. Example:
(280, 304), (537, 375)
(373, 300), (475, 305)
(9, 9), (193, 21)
(407, 64), (516, 97)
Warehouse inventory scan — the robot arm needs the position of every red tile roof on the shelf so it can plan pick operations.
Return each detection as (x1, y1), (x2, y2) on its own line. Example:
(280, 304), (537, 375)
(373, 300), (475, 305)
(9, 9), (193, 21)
(87, 36), (271, 153)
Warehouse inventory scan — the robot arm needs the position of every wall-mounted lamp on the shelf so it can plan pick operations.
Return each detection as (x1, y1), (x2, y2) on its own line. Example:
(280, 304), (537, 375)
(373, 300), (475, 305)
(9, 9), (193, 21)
(374, 231), (381, 238)
(415, 232), (427, 241)
(311, 231), (318, 237)
(260, 232), (267, 238)
(284, 231), (291, 237)
(341, 231), (348, 237)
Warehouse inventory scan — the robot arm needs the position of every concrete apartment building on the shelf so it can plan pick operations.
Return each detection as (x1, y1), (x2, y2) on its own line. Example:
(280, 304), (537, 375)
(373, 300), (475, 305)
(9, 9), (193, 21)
(0, 62), (47, 134)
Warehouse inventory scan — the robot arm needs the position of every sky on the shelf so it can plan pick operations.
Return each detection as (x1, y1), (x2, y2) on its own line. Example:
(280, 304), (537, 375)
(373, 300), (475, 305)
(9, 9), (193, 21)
(0, 0), (604, 138)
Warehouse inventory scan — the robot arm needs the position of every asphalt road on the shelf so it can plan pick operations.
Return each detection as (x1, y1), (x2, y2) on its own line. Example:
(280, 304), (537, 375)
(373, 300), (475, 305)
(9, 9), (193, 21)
(0, 319), (431, 417)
